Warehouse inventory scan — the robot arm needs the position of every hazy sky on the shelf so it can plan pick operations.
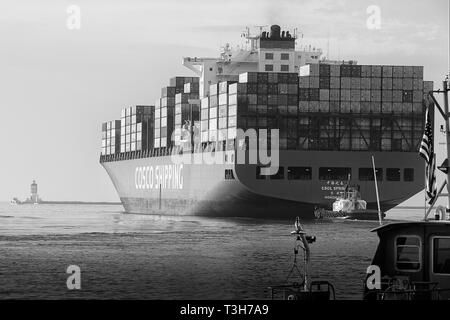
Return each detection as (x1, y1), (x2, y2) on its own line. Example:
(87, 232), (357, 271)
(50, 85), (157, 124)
(0, 0), (448, 203)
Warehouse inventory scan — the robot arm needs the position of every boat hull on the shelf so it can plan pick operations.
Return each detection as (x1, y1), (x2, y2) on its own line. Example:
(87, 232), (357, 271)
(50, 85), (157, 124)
(101, 150), (424, 219)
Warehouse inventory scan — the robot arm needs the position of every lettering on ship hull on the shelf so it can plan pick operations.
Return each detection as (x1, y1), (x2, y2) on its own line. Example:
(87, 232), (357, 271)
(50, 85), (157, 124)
(135, 164), (184, 190)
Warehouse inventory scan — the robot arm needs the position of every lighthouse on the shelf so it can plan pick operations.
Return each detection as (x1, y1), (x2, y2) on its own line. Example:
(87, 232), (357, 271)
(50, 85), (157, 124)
(30, 180), (39, 203)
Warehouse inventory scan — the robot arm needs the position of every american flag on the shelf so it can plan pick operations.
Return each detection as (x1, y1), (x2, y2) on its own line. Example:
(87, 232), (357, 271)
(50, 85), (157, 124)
(419, 106), (437, 204)
(419, 106), (433, 162)
(426, 152), (437, 204)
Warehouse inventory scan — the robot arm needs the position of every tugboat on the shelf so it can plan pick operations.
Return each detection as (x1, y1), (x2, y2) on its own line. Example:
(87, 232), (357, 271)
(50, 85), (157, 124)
(268, 217), (335, 300)
(314, 184), (385, 221)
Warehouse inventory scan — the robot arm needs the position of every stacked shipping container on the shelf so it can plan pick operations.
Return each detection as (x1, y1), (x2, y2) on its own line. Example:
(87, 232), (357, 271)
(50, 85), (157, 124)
(103, 64), (431, 157)
(174, 82), (200, 150)
(200, 81), (237, 151)
(296, 64), (428, 151)
(155, 77), (199, 149)
(101, 120), (121, 155)
(120, 106), (154, 153)
(237, 72), (299, 149)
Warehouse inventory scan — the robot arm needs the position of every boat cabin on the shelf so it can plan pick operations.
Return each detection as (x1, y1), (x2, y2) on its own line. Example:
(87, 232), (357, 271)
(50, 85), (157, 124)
(365, 221), (450, 300)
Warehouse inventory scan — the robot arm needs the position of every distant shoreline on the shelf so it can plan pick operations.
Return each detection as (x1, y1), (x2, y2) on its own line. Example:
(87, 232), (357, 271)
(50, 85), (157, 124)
(10, 201), (122, 206)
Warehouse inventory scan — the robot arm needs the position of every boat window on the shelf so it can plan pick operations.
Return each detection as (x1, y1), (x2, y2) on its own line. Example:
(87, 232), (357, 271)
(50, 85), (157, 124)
(404, 168), (414, 182)
(433, 237), (450, 274)
(270, 167), (284, 180)
(318, 167), (351, 181)
(224, 169), (235, 180)
(358, 168), (383, 181)
(395, 236), (421, 271)
(256, 166), (284, 180)
(386, 168), (401, 181)
(287, 167), (312, 180)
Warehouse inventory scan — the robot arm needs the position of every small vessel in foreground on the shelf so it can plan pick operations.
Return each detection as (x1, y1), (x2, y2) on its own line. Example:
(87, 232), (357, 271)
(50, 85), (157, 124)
(269, 217), (335, 300)
(364, 219), (450, 300)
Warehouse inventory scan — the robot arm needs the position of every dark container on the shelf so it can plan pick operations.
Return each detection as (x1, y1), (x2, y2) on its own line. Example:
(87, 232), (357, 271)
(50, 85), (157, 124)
(319, 77), (330, 89)
(287, 73), (298, 84)
(319, 64), (330, 77)
(268, 83), (278, 94)
(277, 73), (289, 83)
(268, 94), (278, 105)
(402, 90), (413, 103)
(268, 73), (278, 83)
(309, 88), (320, 101)
(257, 95), (268, 105)
(287, 94), (298, 105)
(161, 86), (176, 97)
(258, 84), (268, 94)
(340, 65), (352, 77)
(299, 88), (310, 101)
(237, 83), (247, 94)
(351, 65), (362, 77)
(257, 73), (268, 83)
(278, 94), (288, 105)
(247, 83), (258, 94)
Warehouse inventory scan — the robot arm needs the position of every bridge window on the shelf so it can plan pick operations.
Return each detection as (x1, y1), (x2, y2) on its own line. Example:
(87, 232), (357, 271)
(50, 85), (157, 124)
(359, 168), (383, 181)
(265, 53), (274, 60)
(404, 168), (414, 182)
(433, 237), (450, 274)
(395, 236), (421, 271)
(386, 168), (401, 181)
(288, 167), (312, 180)
(319, 167), (351, 181)
(265, 64), (274, 72)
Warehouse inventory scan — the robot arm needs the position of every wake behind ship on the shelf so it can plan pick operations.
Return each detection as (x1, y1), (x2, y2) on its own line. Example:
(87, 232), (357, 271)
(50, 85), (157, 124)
(100, 25), (432, 218)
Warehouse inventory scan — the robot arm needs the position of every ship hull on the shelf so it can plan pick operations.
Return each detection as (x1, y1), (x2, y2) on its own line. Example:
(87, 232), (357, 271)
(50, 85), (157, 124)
(101, 150), (424, 219)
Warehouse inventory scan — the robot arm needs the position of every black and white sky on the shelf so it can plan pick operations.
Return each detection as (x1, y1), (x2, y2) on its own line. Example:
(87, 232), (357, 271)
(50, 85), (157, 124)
(0, 0), (448, 203)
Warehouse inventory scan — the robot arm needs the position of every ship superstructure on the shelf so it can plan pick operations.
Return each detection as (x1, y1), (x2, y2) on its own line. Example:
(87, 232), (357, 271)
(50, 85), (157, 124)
(100, 25), (433, 218)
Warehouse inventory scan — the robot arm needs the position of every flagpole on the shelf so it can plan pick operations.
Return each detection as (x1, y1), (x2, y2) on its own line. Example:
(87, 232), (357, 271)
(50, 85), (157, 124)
(424, 166), (427, 217)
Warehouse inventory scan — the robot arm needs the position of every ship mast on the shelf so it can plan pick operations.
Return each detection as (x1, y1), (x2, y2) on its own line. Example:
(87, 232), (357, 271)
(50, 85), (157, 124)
(443, 79), (450, 210)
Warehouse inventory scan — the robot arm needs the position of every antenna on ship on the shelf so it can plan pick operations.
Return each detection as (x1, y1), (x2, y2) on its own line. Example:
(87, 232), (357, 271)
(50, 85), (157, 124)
(372, 156), (383, 226)
(287, 217), (316, 291)
(242, 25), (268, 51)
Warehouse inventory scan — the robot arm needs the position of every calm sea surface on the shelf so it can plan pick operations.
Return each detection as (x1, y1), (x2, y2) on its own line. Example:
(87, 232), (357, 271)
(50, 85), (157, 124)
(0, 203), (423, 300)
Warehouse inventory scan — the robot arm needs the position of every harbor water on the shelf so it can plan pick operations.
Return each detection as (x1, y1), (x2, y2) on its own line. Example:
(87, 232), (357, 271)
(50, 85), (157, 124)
(0, 202), (423, 300)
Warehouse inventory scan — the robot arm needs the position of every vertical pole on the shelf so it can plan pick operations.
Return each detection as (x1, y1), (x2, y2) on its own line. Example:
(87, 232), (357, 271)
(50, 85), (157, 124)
(443, 80), (450, 210)
(372, 156), (382, 226)
(424, 162), (427, 217)
(159, 184), (162, 210)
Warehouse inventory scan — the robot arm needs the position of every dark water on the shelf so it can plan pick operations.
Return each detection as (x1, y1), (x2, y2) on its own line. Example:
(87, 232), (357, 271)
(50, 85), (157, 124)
(0, 203), (417, 300)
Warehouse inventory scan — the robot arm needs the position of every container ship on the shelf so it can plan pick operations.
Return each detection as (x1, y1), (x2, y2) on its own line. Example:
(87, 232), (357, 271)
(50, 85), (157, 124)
(100, 25), (433, 218)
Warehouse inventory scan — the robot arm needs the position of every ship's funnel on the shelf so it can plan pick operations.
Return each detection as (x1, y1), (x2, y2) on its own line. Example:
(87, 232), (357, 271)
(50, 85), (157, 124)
(270, 25), (281, 39)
